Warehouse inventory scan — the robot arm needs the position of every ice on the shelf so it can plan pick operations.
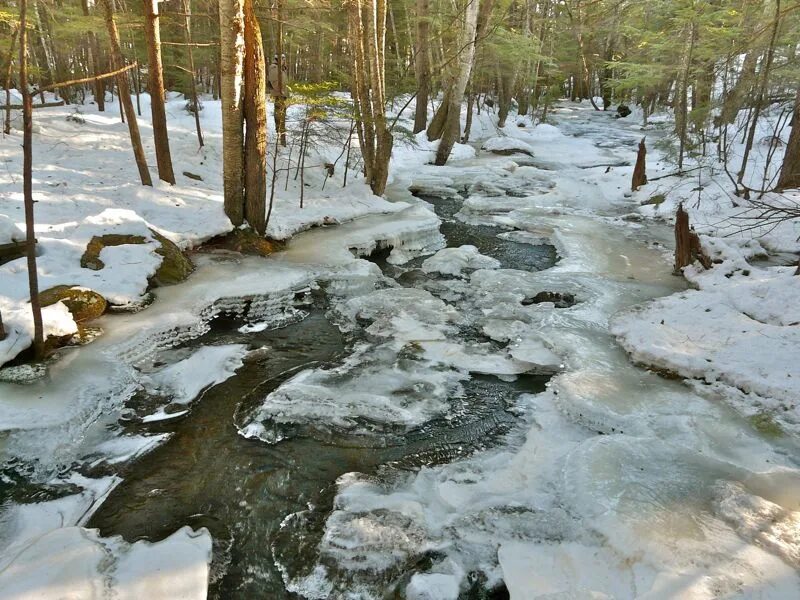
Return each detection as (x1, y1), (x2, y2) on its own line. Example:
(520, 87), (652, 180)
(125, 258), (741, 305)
(0, 526), (211, 600)
(498, 542), (635, 599)
(406, 573), (460, 600)
(141, 343), (248, 409)
(421, 245), (500, 276)
(293, 104), (800, 598)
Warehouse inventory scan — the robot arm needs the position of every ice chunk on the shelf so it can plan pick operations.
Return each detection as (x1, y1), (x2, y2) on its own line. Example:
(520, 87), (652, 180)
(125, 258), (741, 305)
(142, 344), (248, 406)
(421, 245), (500, 277)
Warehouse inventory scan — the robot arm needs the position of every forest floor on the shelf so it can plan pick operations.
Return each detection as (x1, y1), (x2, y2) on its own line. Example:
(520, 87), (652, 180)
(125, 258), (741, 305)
(0, 95), (798, 598)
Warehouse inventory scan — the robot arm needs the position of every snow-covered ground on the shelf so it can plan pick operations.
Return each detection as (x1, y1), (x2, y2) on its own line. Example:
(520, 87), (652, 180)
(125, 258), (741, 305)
(1, 92), (798, 599)
(0, 91), (409, 366)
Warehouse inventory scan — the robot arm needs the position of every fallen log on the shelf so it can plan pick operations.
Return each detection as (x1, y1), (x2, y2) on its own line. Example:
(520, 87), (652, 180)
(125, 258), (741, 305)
(1, 100), (65, 109)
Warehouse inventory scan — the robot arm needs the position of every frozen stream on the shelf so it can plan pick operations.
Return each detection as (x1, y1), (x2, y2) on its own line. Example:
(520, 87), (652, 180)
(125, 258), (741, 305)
(1, 105), (799, 598)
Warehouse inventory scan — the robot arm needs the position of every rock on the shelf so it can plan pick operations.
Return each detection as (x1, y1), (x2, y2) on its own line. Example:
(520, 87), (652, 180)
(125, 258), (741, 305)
(149, 231), (194, 286)
(616, 104), (632, 118)
(201, 228), (284, 257)
(522, 291), (576, 308)
(641, 193), (666, 207)
(40, 285), (107, 322)
(80, 230), (193, 287)
(81, 234), (148, 270)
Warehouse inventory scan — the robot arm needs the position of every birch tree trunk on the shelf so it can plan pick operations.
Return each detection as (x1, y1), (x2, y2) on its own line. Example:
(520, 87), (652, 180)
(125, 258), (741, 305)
(430, 0), (480, 166)
(218, 0), (245, 225)
(143, 0), (175, 184)
(98, 0), (153, 186)
(243, 0), (267, 234)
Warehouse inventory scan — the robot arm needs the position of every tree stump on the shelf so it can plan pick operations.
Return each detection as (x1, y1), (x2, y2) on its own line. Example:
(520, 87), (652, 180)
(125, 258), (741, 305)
(674, 203), (711, 274)
(631, 137), (647, 191)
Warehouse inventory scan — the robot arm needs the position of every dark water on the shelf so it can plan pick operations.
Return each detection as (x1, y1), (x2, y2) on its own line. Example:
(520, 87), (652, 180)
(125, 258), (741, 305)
(84, 179), (559, 598)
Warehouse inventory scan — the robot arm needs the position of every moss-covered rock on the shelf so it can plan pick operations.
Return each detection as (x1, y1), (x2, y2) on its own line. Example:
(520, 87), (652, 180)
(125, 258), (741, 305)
(149, 231), (194, 286)
(201, 228), (284, 257)
(80, 230), (194, 288)
(641, 193), (666, 207)
(40, 285), (107, 322)
(81, 234), (148, 270)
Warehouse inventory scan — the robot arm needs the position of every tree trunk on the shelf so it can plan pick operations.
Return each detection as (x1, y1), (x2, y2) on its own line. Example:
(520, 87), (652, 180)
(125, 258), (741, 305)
(3, 26), (17, 135)
(430, 0), (480, 165)
(674, 203), (711, 274)
(631, 137), (647, 191)
(347, 0), (392, 195)
(243, 0), (267, 234)
(737, 0), (781, 189)
(413, 0), (430, 134)
(777, 89), (800, 190)
(19, 0), (45, 359)
(98, 0), (152, 186)
(143, 0), (175, 184)
(218, 0), (245, 225)
(182, 0), (204, 147)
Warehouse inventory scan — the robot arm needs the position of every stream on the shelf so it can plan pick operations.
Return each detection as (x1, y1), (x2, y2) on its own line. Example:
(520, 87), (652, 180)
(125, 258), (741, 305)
(3, 105), (798, 599)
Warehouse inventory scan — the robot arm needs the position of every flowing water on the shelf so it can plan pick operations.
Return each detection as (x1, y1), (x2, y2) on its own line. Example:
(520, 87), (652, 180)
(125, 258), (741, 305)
(83, 167), (557, 598)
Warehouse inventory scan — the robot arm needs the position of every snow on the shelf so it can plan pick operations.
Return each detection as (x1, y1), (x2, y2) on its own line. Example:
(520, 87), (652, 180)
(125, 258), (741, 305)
(0, 93), (416, 366)
(0, 213), (25, 243)
(2, 92), (799, 600)
(280, 101), (800, 599)
(0, 526), (211, 600)
(482, 135), (535, 156)
(140, 343), (248, 421)
(421, 245), (500, 276)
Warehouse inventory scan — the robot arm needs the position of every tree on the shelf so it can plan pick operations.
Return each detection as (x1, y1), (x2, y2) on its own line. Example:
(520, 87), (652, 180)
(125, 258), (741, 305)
(98, 0), (152, 186)
(777, 89), (800, 190)
(243, 0), (267, 234)
(143, 0), (175, 184)
(218, 0), (245, 226)
(413, 0), (430, 134)
(19, 0), (45, 359)
(347, 0), (393, 195)
(427, 0), (480, 166)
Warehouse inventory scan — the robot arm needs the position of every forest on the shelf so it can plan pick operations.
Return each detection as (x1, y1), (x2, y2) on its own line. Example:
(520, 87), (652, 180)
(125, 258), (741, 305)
(0, 0), (799, 599)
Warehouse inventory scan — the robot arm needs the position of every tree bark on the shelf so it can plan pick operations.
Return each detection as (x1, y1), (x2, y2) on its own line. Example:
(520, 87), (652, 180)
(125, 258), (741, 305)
(143, 0), (175, 184)
(3, 26), (17, 135)
(98, 0), (153, 186)
(777, 89), (800, 190)
(19, 0), (45, 359)
(674, 203), (711, 274)
(243, 0), (267, 234)
(218, 0), (245, 225)
(430, 0), (480, 165)
(347, 0), (392, 195)
(413, 0), (430, 134)
(631, 137), (647, 191)
(182, 0), (204, 147)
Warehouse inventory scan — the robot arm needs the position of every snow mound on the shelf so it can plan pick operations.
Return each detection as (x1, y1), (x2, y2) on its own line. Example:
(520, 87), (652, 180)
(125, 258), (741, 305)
(421, 245), (500, 276)
(482, 136), (535, 156)
(0, 213), (24, 244)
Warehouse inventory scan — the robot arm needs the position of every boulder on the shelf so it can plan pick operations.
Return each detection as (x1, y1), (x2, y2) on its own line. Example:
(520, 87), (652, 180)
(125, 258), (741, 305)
(201, 228), (284, 257)
(149, 231), (194, 286)
(616, 104), (632, 118)
(80, 230), (194, 287)
(40, 285), (107, 322)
